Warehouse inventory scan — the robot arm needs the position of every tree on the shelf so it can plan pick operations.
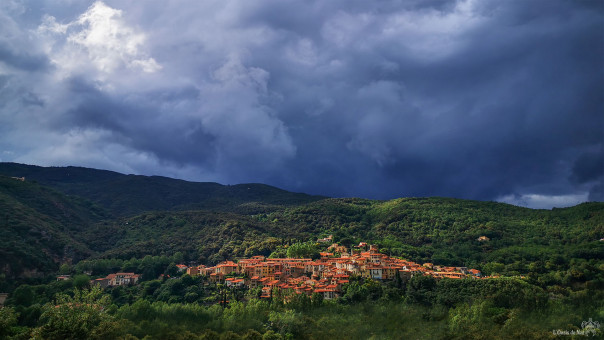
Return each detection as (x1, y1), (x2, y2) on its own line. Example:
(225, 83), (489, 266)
(405, 275), (436, 306)
(311, 292), (324, 307)
(0, 307), (19, 338)
(200, 329), (220, 340)
(286, 242), (318, 259)
(11, 284), (35, 307)
(165, 262), (179, 278)
(242, 329), (263, 340)
(172, 252), (185, 264)
(221, 331), (242, 340)
(58, 264), (71, 275)
(34, 286), (123, 340)
(268, 247), (287, 259)
(268, 310), (307, 339)
(73, 274), (91, 289)
(262, 330), (283, 340)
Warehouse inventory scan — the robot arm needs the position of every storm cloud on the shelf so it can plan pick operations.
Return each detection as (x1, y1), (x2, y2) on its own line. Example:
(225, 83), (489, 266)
(0, 0), (602, 208)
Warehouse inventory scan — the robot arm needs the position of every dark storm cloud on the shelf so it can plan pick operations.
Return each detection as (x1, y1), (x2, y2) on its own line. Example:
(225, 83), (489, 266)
(60, 77), (217, 168)
(0, 0), (601, 208)
(571, 150), (604, 201)
(0, 45), (49, 71)
(572, 152), (604, 185)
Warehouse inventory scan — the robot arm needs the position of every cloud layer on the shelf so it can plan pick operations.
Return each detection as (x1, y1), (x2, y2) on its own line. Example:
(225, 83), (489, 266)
(0, 0), (602, 208)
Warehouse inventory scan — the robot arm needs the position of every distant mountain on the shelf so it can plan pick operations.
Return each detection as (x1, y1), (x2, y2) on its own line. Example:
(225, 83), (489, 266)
(0, 163), (325, 217)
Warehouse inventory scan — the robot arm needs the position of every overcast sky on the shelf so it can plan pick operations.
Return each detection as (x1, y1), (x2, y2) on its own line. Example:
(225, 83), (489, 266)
(0, 0), (602, 209)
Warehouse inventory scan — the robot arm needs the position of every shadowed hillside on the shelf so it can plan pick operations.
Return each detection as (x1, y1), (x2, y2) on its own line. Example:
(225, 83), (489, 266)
(0, 163), (325, 216)
(0, 176), (107, 277)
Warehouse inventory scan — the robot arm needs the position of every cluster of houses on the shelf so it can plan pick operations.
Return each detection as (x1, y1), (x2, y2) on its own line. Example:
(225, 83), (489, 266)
(177, 243), (483, 300)
(85, 243), (483, 299)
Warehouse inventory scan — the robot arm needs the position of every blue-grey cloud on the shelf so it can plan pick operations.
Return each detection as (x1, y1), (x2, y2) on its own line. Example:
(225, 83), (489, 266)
(0, 0), (601, 209)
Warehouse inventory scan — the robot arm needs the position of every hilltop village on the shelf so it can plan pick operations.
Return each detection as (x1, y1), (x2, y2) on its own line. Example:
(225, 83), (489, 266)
(91, 241), (483, 300)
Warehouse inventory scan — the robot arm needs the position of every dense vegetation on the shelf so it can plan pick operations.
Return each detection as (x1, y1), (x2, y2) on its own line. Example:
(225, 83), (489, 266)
(2, 270), (602, 339)
(80, 198), (604, 280)
(0, 176), (107, 277)
(0, 164), (602, 339)
(0, 163), (324, 216)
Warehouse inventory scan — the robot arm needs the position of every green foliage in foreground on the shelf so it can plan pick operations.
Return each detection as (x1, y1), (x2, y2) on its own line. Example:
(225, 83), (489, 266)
(2, 275), (602, 340)
(33, 286), (122, 340)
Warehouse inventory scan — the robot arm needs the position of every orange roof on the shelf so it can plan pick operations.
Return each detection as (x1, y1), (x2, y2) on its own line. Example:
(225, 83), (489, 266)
(314, 288), (337, 293)
(217, 263), (237, 268)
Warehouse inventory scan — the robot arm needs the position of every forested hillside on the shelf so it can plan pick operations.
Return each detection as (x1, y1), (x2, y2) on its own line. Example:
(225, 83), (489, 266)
(0, 163), (324, 216)
(0, 176), (106, 277)
(0, 164), (602, 339)
(78, 197), (603, 280)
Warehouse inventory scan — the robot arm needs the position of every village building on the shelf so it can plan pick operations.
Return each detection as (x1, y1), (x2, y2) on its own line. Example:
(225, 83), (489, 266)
(317, 235), (333, 243)
(91, 272), (140, 288)
(225, 278), (245, 288)
(0, 293), (8, 306)
(91, 277), (111, 288)
(327, 243), (348, 254)
(186, 266), (200, 276)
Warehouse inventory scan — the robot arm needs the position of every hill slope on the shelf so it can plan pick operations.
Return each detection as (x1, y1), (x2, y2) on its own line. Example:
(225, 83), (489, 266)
(0, 176), (107, 277)
(82, 197), (604, 275)
(0, 163), (325, 216)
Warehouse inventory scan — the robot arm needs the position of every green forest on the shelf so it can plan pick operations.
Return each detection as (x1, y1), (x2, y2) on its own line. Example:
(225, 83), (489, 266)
(0, 164), (603, 339)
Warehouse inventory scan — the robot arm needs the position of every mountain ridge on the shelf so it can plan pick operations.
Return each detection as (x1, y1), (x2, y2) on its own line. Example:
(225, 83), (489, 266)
(0, 162), (325, 216)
